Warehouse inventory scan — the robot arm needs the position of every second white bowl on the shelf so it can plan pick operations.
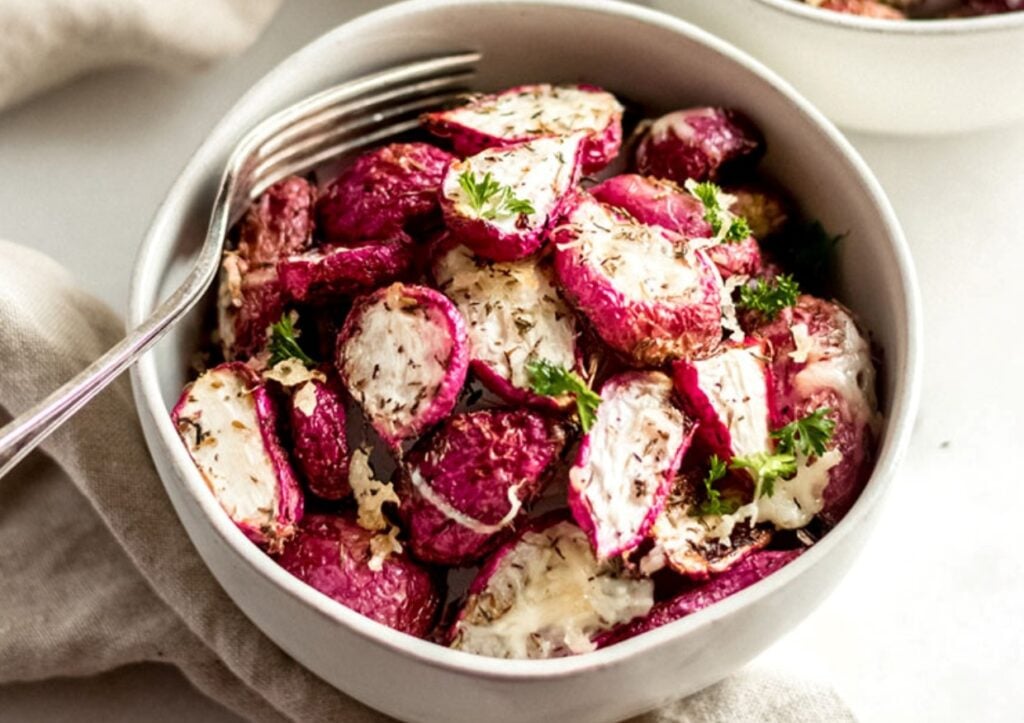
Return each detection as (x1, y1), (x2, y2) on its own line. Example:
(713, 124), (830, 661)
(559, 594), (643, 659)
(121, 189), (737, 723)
(650, 0), (1024, 135)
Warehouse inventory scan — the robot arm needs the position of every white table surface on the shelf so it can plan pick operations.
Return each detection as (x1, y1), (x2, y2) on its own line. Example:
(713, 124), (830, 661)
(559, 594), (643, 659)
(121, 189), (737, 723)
(1, 1), (1022, 721)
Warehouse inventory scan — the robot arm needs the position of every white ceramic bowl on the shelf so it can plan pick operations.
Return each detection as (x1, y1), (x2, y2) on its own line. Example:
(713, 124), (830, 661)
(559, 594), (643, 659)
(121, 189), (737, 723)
(129, 1), (921, 721)
(649, 0), (1024, 135)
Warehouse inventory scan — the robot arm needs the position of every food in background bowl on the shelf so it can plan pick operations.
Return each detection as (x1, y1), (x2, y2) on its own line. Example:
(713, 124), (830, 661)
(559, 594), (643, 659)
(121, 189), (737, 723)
(798, 0), (1022, 18)
(171, 84), (883, 658)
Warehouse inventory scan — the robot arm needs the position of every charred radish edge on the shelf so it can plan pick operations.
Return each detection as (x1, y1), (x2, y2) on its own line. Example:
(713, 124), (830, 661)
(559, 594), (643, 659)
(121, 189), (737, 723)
(429, 238), (579, 412)
(597, 549), (801, 647)
(449, 514), (654, 659)
(672, 340), (775, 461)
(439, 134), (586, 262)
(336, 283), (470, 450)
(568, 371), (695, 559)
(643, 468), (773, 580)
(552, 192), (723, 365)
(422, 83), (624, 173)
(172, 362), (303, 550)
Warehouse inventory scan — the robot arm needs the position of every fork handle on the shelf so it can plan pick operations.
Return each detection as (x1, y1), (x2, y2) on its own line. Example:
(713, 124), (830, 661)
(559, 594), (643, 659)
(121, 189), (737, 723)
(0, 262), (213, 480)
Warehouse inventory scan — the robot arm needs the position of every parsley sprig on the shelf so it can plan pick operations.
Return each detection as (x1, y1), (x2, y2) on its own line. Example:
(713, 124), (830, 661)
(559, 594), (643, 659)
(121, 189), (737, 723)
(685, 179), (752, 244)
(457, 170), (536, 220)
(729, 408), (837, 498)
(267, 314), (316, 368)
(737, 274), (800, 320)
(771, 407), (836, 459)
(729, 452), (798, 499)
(696, 454), (738, 517)
(526, 359), (601, 432)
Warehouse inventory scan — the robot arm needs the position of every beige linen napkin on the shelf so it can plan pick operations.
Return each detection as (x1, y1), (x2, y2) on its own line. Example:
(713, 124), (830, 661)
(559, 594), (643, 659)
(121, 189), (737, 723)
(0, 240), (855, 722)
(0, 0), (281, 111)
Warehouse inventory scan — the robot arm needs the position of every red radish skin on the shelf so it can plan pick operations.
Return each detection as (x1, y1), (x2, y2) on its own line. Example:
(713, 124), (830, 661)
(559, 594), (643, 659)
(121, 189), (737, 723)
(235, 176), (317, 266)
(317, 142), (454, 244)
(422, 83), (623, 173)
(431, 238), (579, 412)
(397, 409), (566, 566)
(750, 296), (878, 525)
(590, 174), (762, 279)
(552, 193), (723, 364)
(635, 107), (765, 185)
(336, 283), (470, 449)
(275, 514), (441, 637)
(568, 372), (695, 559)
(172, 363), (303, 550)
(288, 378), (351, 501)
(439, 134), (584, 262)
(278, 234), (415, 302)
(597, 549), (802, 646)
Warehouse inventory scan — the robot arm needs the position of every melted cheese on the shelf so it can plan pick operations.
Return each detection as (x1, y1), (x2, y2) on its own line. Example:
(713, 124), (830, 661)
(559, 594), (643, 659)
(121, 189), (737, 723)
(567, 198), (703, 302)
(789, 322), (813, 363)
(792, 308), (877, 427)
(434, 244), (576, 389)
(569, 373), (686, 557)
(691, 346), (771, 458)
(341, 287), (450, 438)
(349, 447), (401, 532)
(176, 367), (279, 529)
(453, 521), (653, 659)
(445, 85), (622, 140)
(443, 134), (582, 235)
(754, 449), (843, 529)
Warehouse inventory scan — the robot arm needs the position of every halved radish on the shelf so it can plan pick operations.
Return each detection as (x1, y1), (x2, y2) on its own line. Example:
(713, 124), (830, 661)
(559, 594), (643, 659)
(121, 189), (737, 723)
(336, 283), (469, 449)
(439, 134), (584, 261)
(397, 408), (566, 566)
(552, 193), (722, 364)
(422, 83), (623, 173)
(450, 516), (654, 659)
(172, 362), (303, 550)
(673, 340), (774, 461)
(431, 239), (579, 410)
(287, 377), (351, 501)
(568, 371), (694, 559)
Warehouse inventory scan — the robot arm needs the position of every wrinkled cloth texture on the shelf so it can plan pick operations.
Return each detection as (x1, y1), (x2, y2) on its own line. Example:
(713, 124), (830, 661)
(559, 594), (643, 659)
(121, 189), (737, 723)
(0, 240), (856, 722)
(0, 0), (281, 111)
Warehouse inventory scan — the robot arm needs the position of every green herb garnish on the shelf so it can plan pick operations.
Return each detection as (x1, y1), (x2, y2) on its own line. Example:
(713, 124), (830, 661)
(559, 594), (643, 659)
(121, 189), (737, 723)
(737, 274), (800, 320)
(457, 170), (536, 220)
(771, 407), (836, 459)
(267, 314), (316, 368)
(696, 454), (738, 517)
(685, 179), (751, 244)
(526, 358), (601, 432)
(730, 452), (798, 499)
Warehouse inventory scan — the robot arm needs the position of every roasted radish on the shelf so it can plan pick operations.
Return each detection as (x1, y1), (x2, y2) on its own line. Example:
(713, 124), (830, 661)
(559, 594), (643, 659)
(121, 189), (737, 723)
(422, 83), (623, 172)
(568, 372), (694, 559)
(172, 363), (303, 550)
(552, 193), (722, 364)
(398, 409), (566, 566)
(336, 283), (469, 448)
(439, 134), (584, 261)
(450, 517), (654, 658)
(432, 240), (578, 409)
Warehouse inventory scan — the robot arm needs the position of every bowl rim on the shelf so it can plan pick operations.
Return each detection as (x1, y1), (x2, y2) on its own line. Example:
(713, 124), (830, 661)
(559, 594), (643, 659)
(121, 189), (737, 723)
(753, 0), (1024, 34)
(129, 0), (922, 681)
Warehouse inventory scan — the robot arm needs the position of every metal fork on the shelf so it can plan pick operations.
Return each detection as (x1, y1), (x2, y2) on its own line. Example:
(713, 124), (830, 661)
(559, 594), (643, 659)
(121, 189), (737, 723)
(0, 51), (481, 479)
